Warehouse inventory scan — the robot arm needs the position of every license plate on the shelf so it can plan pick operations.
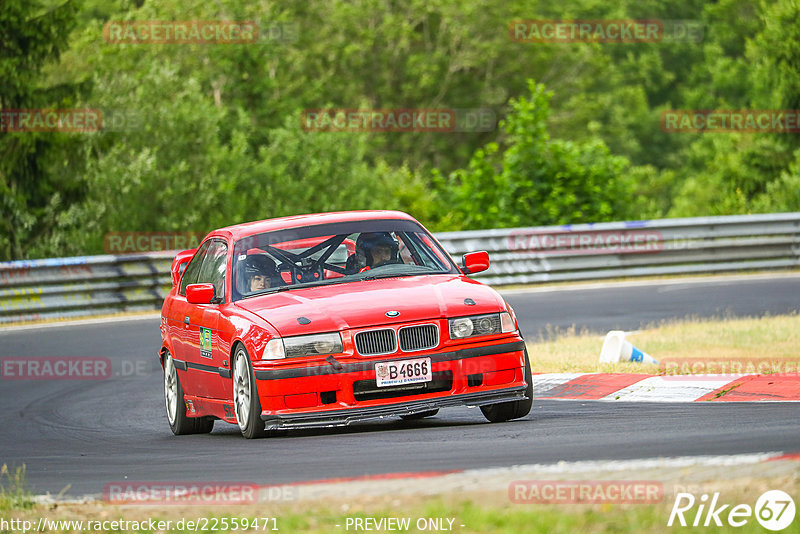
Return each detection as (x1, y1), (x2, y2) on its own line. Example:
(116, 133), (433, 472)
(375, 357), (432, 387)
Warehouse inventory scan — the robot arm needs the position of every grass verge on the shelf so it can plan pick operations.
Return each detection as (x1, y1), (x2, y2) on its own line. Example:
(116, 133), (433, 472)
(526, 313), (800, 374)
(2, 479), (798, 533)
(0, 464), (35, 512)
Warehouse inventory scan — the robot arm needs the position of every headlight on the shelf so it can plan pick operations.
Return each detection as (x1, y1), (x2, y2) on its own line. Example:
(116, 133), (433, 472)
(450, 317), (474, 338)
(449, 312), (516, 339)
(262, 333), (344, 359)
(284, 332), (344, 358)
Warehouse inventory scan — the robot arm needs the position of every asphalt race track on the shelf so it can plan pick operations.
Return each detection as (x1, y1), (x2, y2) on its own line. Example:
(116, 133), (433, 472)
(1, 274), (798, 497)
(503, 273), (800, 339)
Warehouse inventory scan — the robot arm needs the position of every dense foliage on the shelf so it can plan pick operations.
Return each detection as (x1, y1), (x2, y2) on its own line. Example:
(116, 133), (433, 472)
(2, 0), (799, 259)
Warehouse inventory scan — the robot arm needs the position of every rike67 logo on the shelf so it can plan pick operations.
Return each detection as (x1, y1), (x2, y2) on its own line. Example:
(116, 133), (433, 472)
(668, 490), (795, 530)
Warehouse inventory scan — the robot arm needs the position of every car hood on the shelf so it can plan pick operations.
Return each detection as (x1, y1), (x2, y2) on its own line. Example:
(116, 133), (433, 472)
(234, 274), (506, 337)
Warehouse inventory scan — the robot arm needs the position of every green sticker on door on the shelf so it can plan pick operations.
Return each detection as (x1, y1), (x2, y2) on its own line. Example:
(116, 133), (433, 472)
(200, 327), (213, 359)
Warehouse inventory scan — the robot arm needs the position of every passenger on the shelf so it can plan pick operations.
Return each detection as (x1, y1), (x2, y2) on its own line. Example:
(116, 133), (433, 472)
(238, 255), (281, 294)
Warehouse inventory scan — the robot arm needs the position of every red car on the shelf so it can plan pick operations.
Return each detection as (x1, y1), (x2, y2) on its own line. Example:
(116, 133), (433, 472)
(160, 211), (532, 438)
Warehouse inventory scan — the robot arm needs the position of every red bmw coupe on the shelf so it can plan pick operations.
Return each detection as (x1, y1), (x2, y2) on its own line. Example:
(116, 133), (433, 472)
(160, 211), (532, 438)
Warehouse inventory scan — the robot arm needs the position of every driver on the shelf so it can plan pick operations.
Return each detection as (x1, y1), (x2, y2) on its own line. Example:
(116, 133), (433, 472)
(355, 232), (399, 270)
(238, 254), (281, 294)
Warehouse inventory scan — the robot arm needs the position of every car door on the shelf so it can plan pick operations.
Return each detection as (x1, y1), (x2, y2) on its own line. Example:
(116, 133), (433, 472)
(165, 239), (211, 391)
(183, 238), (229, 400)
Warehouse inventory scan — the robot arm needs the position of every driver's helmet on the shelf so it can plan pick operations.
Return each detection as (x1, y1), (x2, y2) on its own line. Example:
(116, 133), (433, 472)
(236, 254), (280, 294)
(356, 232), (399, 268)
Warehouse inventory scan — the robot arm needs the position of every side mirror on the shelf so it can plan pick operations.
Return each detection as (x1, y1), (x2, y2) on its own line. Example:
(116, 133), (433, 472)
(462, 251), (490, 275)
(186, 283), (216, 304)
(171, 248), (197, 287)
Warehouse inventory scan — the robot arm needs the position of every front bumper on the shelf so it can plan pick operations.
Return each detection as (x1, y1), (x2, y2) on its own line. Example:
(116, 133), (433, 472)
(254, 340), (525, 380)
(260, 385), (527, 430)
(253, 339), (528, 429)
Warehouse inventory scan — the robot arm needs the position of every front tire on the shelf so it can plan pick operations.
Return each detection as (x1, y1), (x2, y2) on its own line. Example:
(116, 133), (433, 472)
(481, 348), (533, 423)
(232, 345), (267, 439)
(164, 351), (214, 435)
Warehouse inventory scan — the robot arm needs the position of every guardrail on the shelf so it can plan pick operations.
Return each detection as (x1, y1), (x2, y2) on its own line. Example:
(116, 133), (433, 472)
(0, 253), (174, 324)
(437, 212), (800, 285)
(1, 213), (799, 324)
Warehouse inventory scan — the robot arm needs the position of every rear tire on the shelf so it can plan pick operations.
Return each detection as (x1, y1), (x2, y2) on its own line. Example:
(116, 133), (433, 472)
(164, 351), (214, 435)
(232, 345), (267, 439)
(480, 348), (533, 423)
(400, 409), (439, 420)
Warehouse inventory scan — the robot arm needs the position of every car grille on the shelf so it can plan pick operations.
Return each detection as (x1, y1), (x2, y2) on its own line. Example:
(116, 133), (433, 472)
(398, 324), (439, 352)
(354, 328), (397, 356)
(352, 371), (453, 401)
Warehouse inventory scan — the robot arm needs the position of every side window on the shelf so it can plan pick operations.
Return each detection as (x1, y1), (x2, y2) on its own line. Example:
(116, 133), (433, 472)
(197, 240), (228, 301)
(179, 240), (212, 296)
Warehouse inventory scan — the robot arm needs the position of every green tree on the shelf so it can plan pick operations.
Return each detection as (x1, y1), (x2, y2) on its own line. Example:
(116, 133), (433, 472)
(432, 81), (642, 230)
(7, 0), (799, 259)
(53, 62), (436, 255)
(669, 0), (800, 216)
(52, 61), (259, 255)
(0, 0), (84, 260)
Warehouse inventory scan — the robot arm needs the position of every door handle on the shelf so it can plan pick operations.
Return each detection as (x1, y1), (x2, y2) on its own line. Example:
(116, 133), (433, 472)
(184, 316), (190, 325)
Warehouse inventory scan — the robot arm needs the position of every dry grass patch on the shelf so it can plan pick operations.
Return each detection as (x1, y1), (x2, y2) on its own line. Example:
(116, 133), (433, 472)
(526, 313), (800, 374)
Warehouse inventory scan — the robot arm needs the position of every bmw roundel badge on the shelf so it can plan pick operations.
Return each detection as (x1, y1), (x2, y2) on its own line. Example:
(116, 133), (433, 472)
(385, 310), (400, 317)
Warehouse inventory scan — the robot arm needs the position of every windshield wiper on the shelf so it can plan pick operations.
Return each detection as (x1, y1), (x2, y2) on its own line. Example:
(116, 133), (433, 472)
(361, 272), (420, 281)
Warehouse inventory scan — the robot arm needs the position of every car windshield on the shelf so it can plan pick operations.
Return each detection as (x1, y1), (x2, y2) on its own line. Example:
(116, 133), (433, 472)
(232, 219), (459, 300)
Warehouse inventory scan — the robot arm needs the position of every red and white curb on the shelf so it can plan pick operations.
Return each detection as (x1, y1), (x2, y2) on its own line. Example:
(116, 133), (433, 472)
(533, 373), (800, 402)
